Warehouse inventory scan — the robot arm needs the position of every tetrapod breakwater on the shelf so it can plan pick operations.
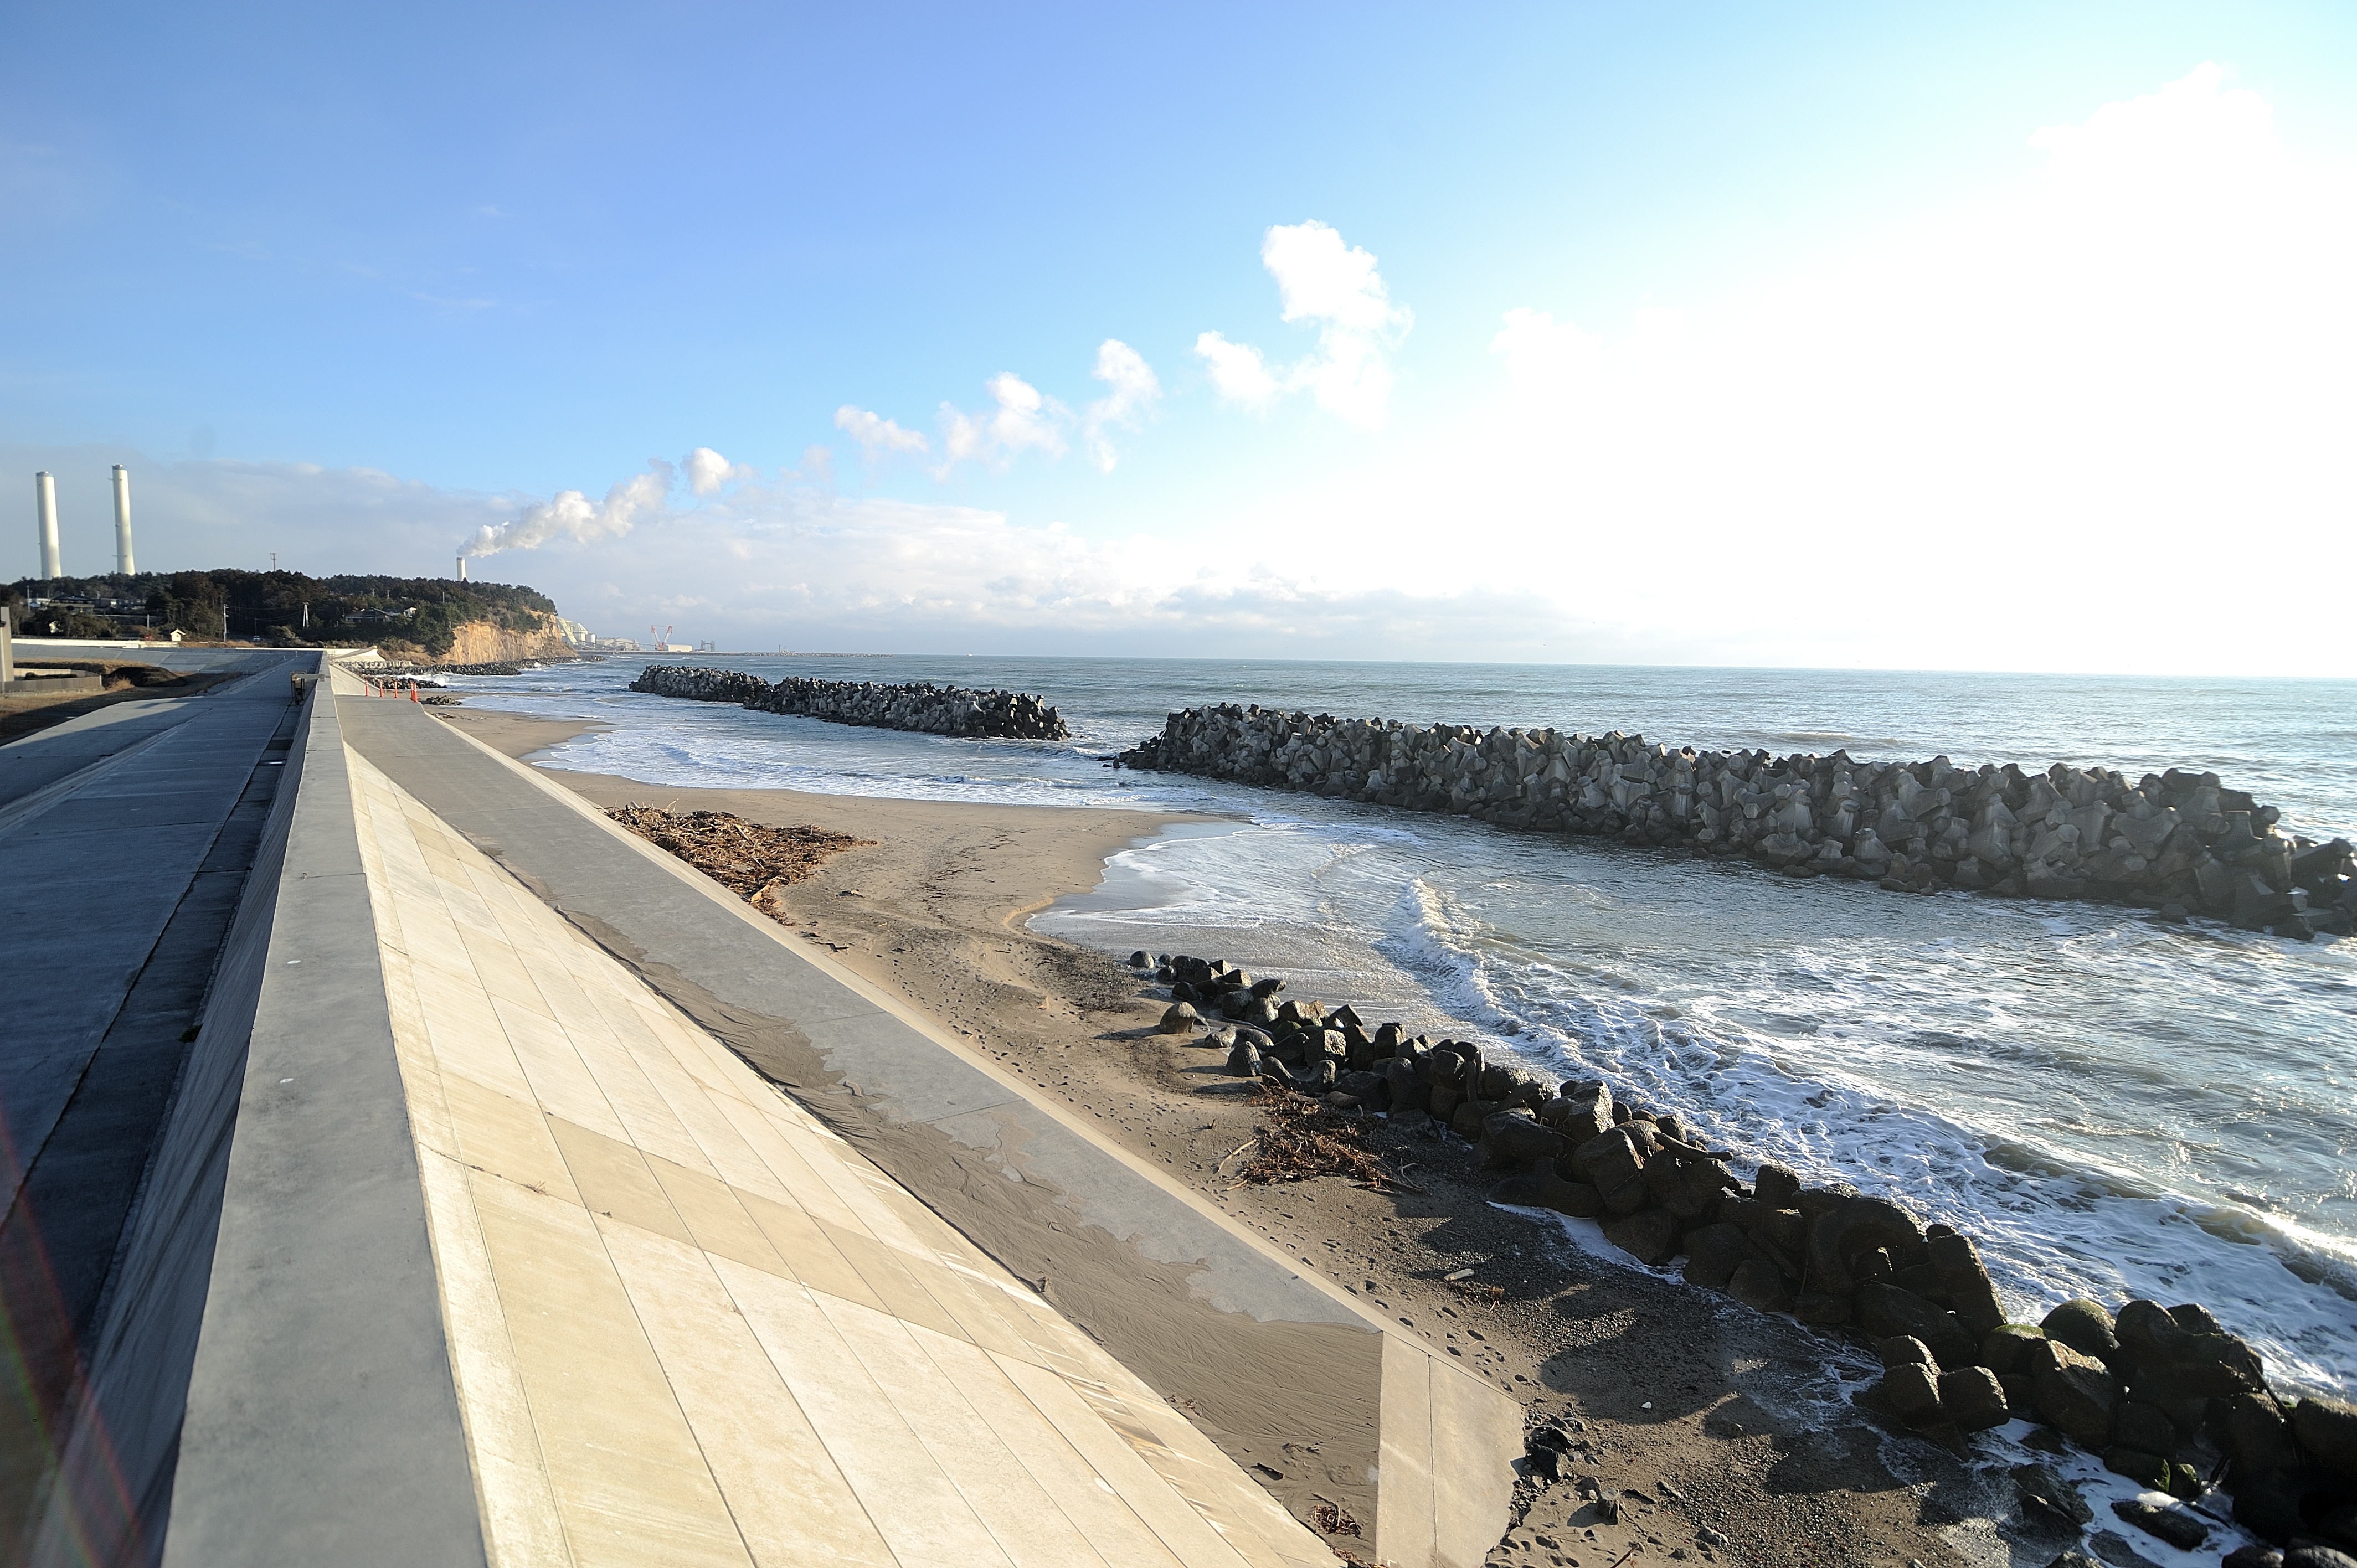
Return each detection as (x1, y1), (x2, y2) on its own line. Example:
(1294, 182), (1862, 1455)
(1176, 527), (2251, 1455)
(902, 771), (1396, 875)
(1140, 948), (2357, 1561)
(632, 664), (1071, 740)
(1114, 706), (2355, 933)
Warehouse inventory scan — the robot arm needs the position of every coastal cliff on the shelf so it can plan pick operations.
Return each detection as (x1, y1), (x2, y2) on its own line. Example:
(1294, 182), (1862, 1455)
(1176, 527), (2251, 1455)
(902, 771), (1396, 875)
(379, 611), (573, 666)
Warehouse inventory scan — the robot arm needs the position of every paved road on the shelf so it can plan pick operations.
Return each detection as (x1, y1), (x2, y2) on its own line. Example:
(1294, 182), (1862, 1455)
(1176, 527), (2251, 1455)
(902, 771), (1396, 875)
(0, 648), (315, 1482)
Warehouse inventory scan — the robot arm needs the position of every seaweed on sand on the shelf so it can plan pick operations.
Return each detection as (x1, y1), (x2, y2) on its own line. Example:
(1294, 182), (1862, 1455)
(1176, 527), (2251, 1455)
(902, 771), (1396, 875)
(606, 804), (872, 921)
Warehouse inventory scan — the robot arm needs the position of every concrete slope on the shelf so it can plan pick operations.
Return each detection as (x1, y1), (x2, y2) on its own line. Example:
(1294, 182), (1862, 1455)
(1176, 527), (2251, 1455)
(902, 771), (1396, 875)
(334, 744), (1336, 1566)
(338, 695), (1521, 1568)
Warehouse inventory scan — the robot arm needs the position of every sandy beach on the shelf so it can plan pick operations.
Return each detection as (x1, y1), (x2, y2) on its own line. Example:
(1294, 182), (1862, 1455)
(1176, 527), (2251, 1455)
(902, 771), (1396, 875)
(439, 705), (2004, 1568)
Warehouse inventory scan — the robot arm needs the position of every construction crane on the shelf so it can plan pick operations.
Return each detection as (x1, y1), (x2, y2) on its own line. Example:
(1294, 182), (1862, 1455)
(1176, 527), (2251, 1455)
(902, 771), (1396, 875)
(650, 624), (674, 652)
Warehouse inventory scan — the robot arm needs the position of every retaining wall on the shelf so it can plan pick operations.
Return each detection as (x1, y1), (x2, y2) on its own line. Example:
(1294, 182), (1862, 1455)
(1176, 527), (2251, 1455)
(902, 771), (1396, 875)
(632, 663), (1070, 740)
(1117, 706), (2356, 932)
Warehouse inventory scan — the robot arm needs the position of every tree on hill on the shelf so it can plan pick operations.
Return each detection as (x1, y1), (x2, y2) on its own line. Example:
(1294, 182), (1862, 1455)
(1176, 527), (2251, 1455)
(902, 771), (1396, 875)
(3, 569), (559, 656)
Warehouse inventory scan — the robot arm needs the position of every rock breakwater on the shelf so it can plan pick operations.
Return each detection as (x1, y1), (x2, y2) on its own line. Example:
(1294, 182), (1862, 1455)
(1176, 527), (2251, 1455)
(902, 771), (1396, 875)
(1115, 707), (2355, 934)
(356, 657), (603, 678)
(1140, 948), (2357, 1561)
(631, 664), (1070, 740)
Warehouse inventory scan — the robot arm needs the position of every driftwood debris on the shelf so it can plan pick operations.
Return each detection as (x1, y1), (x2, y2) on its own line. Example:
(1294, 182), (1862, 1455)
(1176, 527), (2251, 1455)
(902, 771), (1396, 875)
(606, 804), (872, 921)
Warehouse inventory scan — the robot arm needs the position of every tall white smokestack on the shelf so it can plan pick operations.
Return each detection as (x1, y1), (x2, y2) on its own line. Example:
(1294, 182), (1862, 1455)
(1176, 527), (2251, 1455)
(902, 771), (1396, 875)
(456, 555), (468, 582)
(112, 465), (135, 575)
(35, 472), (61, 579)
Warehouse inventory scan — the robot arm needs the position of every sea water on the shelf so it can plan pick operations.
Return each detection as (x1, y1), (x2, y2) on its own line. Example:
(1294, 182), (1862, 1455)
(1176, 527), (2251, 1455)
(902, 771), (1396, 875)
(445, 653), (2357, 1394)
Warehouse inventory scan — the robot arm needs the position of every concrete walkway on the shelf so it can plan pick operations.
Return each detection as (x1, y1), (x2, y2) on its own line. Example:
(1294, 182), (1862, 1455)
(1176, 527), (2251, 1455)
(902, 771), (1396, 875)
(0, 649), (310, 1543)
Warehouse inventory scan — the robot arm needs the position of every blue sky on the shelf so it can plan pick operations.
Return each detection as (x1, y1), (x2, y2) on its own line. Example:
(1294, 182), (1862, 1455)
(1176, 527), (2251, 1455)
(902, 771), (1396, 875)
(6, 2), (2354, 670)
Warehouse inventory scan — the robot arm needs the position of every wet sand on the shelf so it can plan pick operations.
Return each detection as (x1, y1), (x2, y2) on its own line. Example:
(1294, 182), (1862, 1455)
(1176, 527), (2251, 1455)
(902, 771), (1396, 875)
(437, 704), (2009, 1568)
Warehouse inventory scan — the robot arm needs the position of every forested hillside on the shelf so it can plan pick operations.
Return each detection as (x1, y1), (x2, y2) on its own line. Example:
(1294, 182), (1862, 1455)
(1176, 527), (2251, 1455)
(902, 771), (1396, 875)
(6, 570), (559, 658)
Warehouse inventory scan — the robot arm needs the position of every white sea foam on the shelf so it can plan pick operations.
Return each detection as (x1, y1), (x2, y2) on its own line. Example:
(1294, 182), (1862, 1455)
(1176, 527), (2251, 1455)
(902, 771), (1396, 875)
(1047, 821), (2357, 1393)
(1403, 878), (2357, 1391)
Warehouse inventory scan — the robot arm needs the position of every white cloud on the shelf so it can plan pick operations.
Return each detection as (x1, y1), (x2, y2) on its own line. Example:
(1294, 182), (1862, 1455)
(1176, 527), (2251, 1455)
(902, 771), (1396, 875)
(22, 68), (2350, 678)
(459, 444), (748, 558)
(465, 459), (675, 558)
(1263, 220), (1403, 334)
(1195, 220), (1413, 427)
(482, 487), (1608, 659)
(1200, 64), (2357, 676)
(0, 443), (507, 580)
(683, 446), (752, 496)
(1, 437), (1615, 660)
(938, 372), (1069, 473)
(2026, 61), (2274, 192)
(833, 405), (929, 461)
(1080, 339), (1160, 472)
(838, 348), (1155, 479)
(1192, 331), (1278, 409)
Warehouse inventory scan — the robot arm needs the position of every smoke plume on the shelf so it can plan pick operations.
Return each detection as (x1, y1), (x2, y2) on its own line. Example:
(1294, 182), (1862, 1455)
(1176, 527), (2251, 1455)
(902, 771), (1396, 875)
(463, 448), (747, 558)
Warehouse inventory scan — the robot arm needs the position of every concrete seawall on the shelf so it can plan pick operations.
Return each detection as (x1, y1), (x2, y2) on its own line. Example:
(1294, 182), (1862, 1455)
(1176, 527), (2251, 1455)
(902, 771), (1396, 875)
(339, 694), (1519, 1565)
(30, 665), (487, 1567)
(1116, 705), (2357, 933)
(632, 663), (1071, 740)
(23, 670), (1518, 1567)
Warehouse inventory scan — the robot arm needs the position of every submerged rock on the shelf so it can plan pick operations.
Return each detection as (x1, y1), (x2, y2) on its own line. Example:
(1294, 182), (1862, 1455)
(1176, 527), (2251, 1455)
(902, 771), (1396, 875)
(2111, 1497), (2207, 1551)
